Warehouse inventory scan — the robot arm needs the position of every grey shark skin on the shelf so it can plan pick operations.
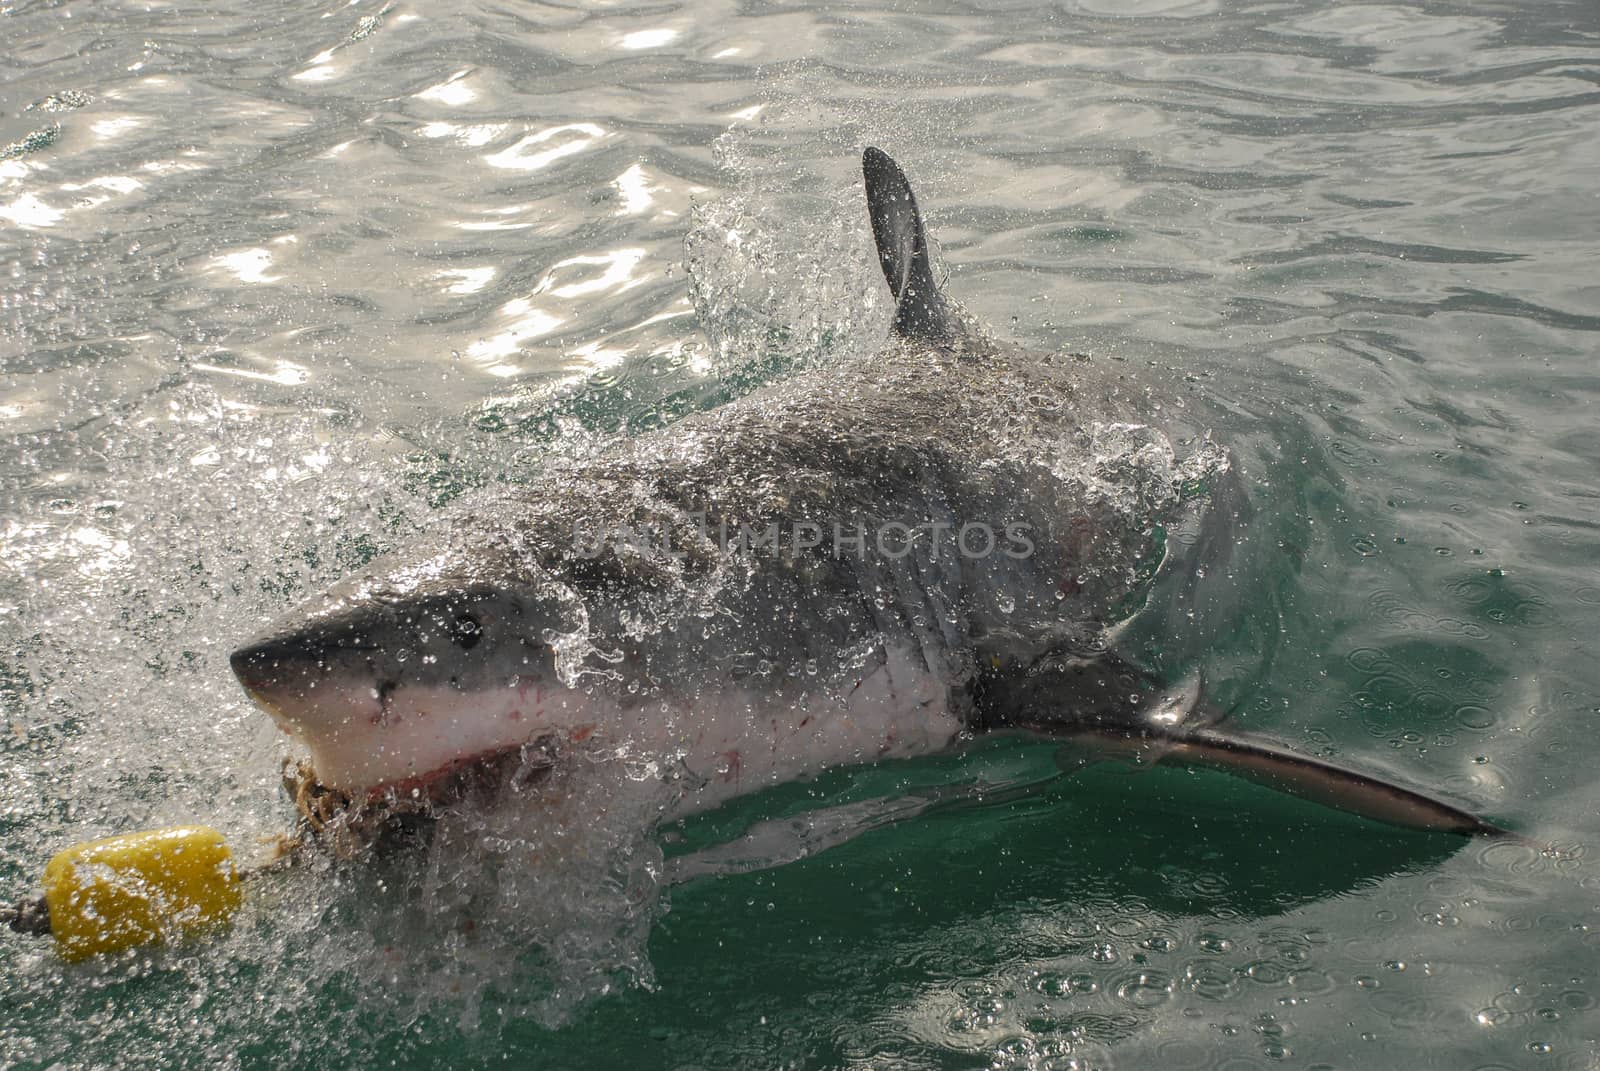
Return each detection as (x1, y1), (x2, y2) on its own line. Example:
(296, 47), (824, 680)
(232, 148), (1504, 838)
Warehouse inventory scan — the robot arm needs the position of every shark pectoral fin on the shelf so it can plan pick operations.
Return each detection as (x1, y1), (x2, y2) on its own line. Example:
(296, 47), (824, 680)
(1052, 741), (1106, 777)
(1053, 731), (1174, 776)
(1167, 726), (1507, 837)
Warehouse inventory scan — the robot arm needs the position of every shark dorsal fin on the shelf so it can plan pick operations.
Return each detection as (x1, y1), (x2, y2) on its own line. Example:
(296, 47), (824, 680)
(863, 147), (956, 342)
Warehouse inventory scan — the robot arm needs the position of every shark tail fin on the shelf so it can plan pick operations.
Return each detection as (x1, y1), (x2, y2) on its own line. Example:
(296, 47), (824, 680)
(863, 147), (958, 342)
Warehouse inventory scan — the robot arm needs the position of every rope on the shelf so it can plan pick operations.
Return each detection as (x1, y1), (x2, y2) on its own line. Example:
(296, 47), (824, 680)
(3, 895), (50, 936)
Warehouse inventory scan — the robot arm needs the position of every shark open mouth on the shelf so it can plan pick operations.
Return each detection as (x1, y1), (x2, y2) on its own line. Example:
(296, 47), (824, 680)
(282, 733), (567, 858)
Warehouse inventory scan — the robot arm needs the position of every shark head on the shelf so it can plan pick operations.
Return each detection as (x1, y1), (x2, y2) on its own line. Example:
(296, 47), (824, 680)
(231, 545), (594, 794)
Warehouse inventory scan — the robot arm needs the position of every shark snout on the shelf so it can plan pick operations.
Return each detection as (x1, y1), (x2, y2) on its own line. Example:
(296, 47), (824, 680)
(229, 637), (318, 698)
(229, 643), (268, 697)
(229, 608), (577, 795)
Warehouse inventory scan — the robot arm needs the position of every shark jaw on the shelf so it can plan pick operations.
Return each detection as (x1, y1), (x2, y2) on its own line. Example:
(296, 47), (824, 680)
(233, 636), (965, 813)
(234, 662), (598, 797)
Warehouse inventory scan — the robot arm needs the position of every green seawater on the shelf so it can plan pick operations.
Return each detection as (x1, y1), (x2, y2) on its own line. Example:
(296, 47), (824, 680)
(2, 1), (1596, 1068)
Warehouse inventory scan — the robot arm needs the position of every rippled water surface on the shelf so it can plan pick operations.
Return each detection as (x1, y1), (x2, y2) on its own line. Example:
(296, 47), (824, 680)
(3, 1), (1598, 1068)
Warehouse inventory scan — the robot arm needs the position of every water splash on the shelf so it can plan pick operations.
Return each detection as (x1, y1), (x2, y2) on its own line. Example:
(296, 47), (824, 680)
(685, 132), (885, 386)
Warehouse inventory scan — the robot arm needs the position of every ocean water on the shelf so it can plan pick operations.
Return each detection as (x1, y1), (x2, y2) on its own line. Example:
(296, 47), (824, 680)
(3, 1), (1598, 1068)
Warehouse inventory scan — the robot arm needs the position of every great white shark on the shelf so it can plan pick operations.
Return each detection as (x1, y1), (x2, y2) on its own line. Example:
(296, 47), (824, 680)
(232, 148), (1506, 840)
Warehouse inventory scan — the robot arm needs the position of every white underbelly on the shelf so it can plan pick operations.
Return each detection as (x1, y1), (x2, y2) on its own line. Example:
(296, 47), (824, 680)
(663, 643), (964, 816)
(291, 643), (964, 814)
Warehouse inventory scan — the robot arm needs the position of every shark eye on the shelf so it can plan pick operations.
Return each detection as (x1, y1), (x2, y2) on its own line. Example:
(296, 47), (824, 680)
(449, 613), (483, 650)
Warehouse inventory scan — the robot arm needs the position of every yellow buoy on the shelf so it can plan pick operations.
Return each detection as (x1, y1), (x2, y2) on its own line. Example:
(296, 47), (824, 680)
(41, 826), (243, 961)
